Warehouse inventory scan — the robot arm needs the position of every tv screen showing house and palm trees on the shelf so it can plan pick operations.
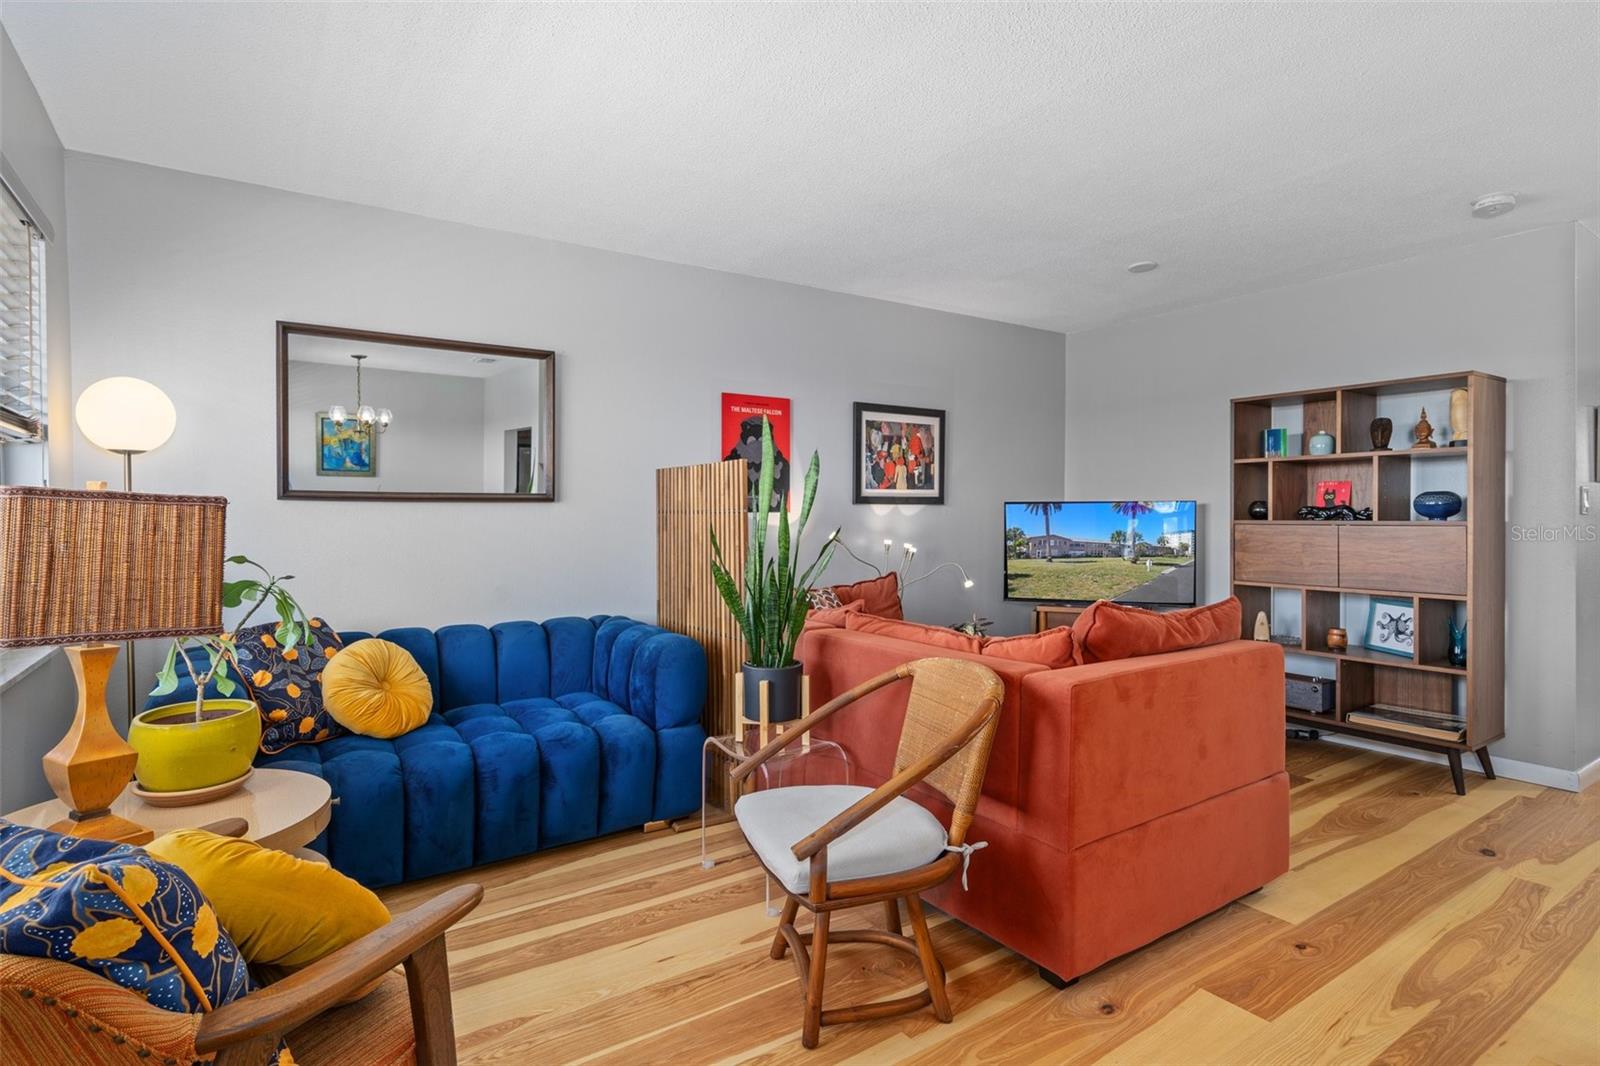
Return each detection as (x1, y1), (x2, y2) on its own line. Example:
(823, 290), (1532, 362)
(1004, 501), (1198, 606)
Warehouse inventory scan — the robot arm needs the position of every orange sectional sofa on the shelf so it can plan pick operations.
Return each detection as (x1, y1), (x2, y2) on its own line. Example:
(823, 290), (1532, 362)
(794, 623), (1289, 985)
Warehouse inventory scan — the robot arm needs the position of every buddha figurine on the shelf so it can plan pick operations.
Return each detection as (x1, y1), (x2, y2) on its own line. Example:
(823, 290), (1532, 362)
(1412, 406), (1437, 449)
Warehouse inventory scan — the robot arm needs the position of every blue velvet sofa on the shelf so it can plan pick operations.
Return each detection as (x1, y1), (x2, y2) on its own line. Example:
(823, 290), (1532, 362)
(154, 616), (706, 887)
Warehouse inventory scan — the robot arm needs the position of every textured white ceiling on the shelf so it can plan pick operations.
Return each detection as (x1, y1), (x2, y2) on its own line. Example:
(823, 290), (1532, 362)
(5, 2), (1597, 333)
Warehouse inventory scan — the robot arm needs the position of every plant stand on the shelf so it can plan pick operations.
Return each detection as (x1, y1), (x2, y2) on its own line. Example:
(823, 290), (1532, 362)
(735, 670), (813, 749)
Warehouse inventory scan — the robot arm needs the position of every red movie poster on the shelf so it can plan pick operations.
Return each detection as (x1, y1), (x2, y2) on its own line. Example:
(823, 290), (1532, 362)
(721, 393), (791, 510)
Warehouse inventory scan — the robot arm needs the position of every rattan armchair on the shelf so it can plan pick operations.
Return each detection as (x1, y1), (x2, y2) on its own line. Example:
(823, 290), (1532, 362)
(0, 819), (482, 1066)
(731, 657), (1004, 1049)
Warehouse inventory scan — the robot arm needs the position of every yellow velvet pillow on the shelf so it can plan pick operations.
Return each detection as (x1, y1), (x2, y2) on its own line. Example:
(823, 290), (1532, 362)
(144, 830), (389, 969)
(320, 638), (434, 738)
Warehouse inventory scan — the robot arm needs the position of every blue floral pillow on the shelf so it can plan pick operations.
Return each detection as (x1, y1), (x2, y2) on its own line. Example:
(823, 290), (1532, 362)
(0, 820), (253, 1012)
(234, 618), (345, 754)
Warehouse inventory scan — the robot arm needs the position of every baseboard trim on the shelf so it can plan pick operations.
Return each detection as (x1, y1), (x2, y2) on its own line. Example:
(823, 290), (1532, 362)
(1316, 733), (1588, 792)
(1579, 755), (1600, 792)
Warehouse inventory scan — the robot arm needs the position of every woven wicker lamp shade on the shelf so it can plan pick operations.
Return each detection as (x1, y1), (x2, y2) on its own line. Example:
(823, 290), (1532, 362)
(0, 486), (227, 843)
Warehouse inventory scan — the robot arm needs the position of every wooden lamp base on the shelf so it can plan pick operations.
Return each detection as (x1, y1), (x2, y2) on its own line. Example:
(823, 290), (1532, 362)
(40, 643), (151, 845)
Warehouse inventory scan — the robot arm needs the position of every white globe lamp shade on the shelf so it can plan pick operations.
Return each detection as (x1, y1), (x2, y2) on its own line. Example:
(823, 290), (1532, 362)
(74, 377), (178, 455)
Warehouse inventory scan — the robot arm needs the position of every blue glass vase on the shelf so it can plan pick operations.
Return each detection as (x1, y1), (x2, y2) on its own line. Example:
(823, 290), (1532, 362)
(1448, 619), (1467, 668)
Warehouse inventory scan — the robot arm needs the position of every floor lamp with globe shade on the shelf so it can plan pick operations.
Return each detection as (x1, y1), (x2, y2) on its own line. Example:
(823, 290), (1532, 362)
(73, 376), (179, 722)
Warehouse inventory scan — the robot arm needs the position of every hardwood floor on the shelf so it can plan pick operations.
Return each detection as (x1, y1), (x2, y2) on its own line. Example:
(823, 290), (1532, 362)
(379, 741), (1600, 1064)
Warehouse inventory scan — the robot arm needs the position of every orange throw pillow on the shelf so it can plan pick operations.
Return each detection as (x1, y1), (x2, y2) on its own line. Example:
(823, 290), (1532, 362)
(844, 612), (982, 653)
(827, 573), (902, 620)
(805, 599), (867, 629)
(983, 627), (1076, 669)
(1072, 597), (1243, 665)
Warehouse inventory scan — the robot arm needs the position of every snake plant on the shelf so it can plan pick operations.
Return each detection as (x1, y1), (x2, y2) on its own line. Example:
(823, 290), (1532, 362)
(710, 417), (838, 668)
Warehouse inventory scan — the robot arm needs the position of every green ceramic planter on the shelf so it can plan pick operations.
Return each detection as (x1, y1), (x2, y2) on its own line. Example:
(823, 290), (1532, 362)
(128, 699), (260, 792)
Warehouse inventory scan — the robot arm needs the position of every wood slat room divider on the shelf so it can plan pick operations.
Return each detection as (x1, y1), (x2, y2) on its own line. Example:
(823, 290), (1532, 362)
(656, 459), (748, 809)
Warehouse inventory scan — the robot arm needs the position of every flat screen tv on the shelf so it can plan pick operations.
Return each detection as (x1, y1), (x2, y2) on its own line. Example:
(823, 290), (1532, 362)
(1004, 500), (1198, 607)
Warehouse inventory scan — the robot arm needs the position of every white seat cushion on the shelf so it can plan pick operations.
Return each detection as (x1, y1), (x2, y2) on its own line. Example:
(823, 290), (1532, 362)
(735, 784), (948, 894)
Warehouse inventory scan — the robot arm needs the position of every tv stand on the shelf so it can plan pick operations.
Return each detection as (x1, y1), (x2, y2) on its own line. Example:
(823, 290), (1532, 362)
(1033, 604), (1085, 632)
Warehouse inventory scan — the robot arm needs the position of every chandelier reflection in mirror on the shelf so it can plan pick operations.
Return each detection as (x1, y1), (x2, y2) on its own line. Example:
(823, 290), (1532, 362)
(325, 354), (393, 433)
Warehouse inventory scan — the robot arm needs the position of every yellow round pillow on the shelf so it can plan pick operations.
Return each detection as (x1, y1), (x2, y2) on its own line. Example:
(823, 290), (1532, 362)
(320, 638), (433, 738)
(144, 829), (389, 969)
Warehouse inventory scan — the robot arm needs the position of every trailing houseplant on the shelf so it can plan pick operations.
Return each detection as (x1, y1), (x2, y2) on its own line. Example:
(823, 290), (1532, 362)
(710, 417), (838, 723)
(130, 557), (323, 795)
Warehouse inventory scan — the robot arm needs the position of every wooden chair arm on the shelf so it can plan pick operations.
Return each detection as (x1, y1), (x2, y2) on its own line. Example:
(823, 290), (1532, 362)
(195, 883), (482, 1059)
(197, 817), (250, 838)
(790, 695), (999, 862)
(729, 665), (909, 784)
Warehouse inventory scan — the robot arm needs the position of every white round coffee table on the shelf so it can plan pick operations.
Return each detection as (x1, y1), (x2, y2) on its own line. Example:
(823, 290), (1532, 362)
(5, 768), (332, 852)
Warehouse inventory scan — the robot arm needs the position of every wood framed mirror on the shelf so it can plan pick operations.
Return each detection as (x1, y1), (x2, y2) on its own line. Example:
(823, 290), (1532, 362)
(276, 322), (555, 502)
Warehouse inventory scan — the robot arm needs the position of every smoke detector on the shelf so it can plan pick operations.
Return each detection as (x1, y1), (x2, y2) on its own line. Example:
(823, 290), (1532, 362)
(1126, 260), (1159, 274)
(1470, 193), (1517, 219)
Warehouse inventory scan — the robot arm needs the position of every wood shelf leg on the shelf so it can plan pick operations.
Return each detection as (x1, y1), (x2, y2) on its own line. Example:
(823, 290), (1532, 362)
(1474, 747), (1496, 780)
(1446, 749), (1466, 795)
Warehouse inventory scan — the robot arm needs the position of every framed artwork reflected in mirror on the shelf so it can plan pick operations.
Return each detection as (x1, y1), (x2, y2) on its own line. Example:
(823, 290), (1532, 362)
(276, 322), (555, 501)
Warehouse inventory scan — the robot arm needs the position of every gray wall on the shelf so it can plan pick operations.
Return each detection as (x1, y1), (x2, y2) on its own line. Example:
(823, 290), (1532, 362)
(1063, 224), (1590, 773)
(18, 153), (1064, 811)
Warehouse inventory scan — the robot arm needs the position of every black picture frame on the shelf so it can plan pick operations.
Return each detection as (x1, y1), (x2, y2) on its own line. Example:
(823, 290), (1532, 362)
(852, 402), (946, 505)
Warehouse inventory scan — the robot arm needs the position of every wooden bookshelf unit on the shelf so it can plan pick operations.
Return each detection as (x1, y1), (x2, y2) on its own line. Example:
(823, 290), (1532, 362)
(1229, 371), (1505, 794)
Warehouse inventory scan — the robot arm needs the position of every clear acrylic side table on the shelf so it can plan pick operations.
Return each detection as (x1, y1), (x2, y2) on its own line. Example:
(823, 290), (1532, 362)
(701, 728), (853, 915)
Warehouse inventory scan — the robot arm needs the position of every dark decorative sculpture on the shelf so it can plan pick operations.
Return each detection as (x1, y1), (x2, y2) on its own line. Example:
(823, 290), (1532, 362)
(1370, 417), (1393, 450)
(1296, 504), (1373, 521)
(1247, 500), (1269, 520)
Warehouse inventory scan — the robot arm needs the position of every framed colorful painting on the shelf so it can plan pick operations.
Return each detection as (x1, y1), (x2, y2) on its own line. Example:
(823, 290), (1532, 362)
(721, 392), (791, 511)
(853, 402), (945, 505)
(315, 412), (376, 477)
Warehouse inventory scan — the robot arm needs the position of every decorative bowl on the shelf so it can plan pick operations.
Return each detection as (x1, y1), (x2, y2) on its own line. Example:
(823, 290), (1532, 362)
(1412, 490), (1463, 521)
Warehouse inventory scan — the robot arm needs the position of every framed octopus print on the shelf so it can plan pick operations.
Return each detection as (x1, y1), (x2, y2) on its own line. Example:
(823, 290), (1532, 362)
(1364, 596), (1415, 658)
(853, 402), (945, 505)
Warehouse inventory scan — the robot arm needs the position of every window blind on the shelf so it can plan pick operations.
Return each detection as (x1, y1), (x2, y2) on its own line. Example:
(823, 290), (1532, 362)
(0, 182), (46, 442)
